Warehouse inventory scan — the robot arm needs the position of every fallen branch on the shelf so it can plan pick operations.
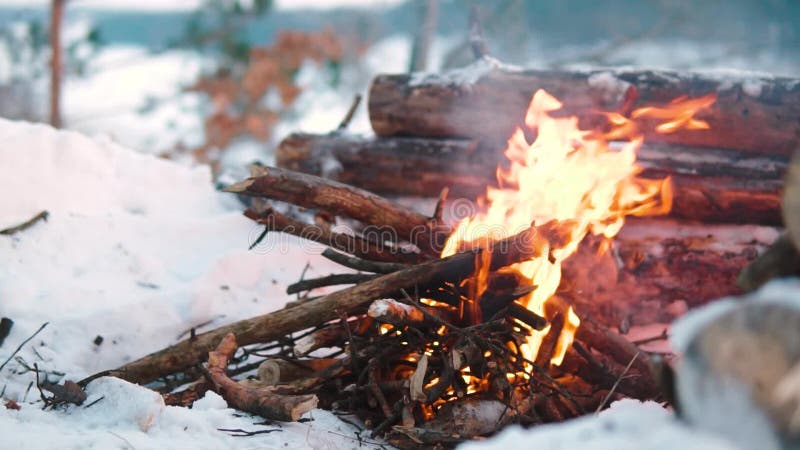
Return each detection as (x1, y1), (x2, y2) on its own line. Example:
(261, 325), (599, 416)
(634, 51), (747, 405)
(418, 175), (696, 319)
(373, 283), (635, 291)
(286, 273), (377, 295)
(110, 225), (548, 384)
(0, 211), (49, 235)
(321, 248), (410, 274)
(206, 333), (318, 421)
(226, 166), (449, 256)
(244, 206), (424, 264)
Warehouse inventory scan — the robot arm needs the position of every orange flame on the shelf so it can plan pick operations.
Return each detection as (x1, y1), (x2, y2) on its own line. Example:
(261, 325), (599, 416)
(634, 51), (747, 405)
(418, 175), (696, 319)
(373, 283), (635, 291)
(442, 89), (714, 367)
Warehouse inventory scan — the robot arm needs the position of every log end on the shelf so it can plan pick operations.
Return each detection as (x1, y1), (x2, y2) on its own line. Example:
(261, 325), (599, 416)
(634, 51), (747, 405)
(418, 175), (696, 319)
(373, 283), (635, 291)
(288, 394), (319, 421)
(223, 178), (255, 194)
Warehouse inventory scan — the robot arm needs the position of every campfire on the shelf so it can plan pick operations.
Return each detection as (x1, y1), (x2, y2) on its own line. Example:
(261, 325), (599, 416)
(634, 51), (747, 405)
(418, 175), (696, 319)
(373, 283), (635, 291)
(79, 63), (777, 448)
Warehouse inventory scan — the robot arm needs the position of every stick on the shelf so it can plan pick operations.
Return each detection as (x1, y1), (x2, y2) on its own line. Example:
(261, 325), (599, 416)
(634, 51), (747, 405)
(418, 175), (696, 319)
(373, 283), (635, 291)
(110, 224), (548, 384)
(286, 273), (377, 295)
(0, 322), (48, 373)
(206, 333), (318, 421)
(244, 207), (424, 264)
(321, 248), (410, 274)
(336, 94), (362, 131)
(0, 211), (49, 235)
(226, 166), (448, 256)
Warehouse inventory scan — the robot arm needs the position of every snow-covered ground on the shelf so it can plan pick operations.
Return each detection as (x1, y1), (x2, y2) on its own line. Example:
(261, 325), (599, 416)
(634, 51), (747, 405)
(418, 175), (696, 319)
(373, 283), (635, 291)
(0, 119), (376, 448)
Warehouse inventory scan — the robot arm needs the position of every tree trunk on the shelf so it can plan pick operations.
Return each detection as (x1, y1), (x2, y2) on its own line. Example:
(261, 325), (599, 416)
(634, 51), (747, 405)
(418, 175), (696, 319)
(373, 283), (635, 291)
(49, 0), (64, 128)
(409, 0), (439, 72)
(276, 133), (786, 225)
(368, 65), (800, 156)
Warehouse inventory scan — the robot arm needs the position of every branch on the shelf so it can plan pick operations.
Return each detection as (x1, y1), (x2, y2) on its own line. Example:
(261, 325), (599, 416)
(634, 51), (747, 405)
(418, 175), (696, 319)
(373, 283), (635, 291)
(206, 333), (318, 421)
(110, 224), (550, 384)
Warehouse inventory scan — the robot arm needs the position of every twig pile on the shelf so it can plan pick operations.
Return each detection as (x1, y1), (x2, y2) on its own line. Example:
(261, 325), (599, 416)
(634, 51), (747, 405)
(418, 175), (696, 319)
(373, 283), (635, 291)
(99, 166), (661, 449)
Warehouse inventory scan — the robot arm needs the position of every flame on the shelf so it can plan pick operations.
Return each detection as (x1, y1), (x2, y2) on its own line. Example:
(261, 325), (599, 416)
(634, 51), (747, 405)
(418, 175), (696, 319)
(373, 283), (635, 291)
(442, 89), (714, 367)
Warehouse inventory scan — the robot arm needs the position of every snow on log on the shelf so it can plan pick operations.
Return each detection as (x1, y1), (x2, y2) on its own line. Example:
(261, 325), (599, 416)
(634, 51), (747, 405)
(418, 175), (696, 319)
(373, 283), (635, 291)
(368, 63), (800, 156)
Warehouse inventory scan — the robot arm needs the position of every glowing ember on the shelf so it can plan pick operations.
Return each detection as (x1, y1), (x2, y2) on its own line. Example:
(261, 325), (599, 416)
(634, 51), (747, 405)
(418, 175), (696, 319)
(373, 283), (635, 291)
(441, 89), (715, 367)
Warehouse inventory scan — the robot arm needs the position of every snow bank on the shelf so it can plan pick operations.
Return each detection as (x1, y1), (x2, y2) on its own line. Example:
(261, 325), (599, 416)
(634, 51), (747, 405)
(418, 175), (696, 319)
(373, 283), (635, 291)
(0, 119), (366, 448)
(461, 400), (738, 450)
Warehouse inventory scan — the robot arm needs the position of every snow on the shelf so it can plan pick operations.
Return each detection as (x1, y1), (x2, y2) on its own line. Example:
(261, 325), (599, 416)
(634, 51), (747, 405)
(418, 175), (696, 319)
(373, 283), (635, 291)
(587, 71), (632, 103)
(460, 400), (738, 450)
(667, 279), (800, 450)
(409, 56), (524, 87)
(0, 118), (373, 449)
(64, 45), (207, 157)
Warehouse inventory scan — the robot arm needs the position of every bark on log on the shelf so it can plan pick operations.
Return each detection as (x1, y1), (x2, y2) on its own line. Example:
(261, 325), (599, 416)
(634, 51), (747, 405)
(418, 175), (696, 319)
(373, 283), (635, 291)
(110, 225), (548, 384)
(368, 63), (800, 156)
(226, 165), (448, 256)
(276, 132), (786, 225)
(207, 333), (318, 421)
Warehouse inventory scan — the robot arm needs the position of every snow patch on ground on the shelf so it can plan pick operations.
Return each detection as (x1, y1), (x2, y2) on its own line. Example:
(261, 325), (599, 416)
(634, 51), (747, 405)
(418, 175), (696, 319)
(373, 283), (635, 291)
(0, 119), (372, 449)
(461, 400), (739, 450)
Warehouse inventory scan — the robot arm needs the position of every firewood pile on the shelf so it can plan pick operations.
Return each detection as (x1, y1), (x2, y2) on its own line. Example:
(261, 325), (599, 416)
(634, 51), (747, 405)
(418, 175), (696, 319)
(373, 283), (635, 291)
(91, 56), (800, 449)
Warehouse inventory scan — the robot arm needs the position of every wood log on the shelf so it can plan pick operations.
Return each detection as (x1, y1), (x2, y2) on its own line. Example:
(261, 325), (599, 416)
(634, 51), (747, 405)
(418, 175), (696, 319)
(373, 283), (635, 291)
(206, 333), (318, 422)
(276, 132), (786, 225)
(256, 358), (340, 386)
(564, 218), (780, 327)
(368, 63), (800, 156)
(226, 165), (449, 256)
(110, 224), (549, 384)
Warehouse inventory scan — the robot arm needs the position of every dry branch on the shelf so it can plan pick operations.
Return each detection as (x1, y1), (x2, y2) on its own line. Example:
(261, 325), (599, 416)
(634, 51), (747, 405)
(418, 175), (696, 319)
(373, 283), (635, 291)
(226, 165), (449, 256)
(369, 65), (800, 156)
(110, 225), (548, 384)
(206, 333), (318, 421)
(244, 206), (424, 264)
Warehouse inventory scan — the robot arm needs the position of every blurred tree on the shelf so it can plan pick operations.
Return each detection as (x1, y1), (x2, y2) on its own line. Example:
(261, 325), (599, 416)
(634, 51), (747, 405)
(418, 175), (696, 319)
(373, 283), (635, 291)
(179, 0), (273, 67)
(409, 0), (439, 72)
(50, 0), (64, 128)
(170, 1), (344, 174)
(0, 5), (102, 123)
